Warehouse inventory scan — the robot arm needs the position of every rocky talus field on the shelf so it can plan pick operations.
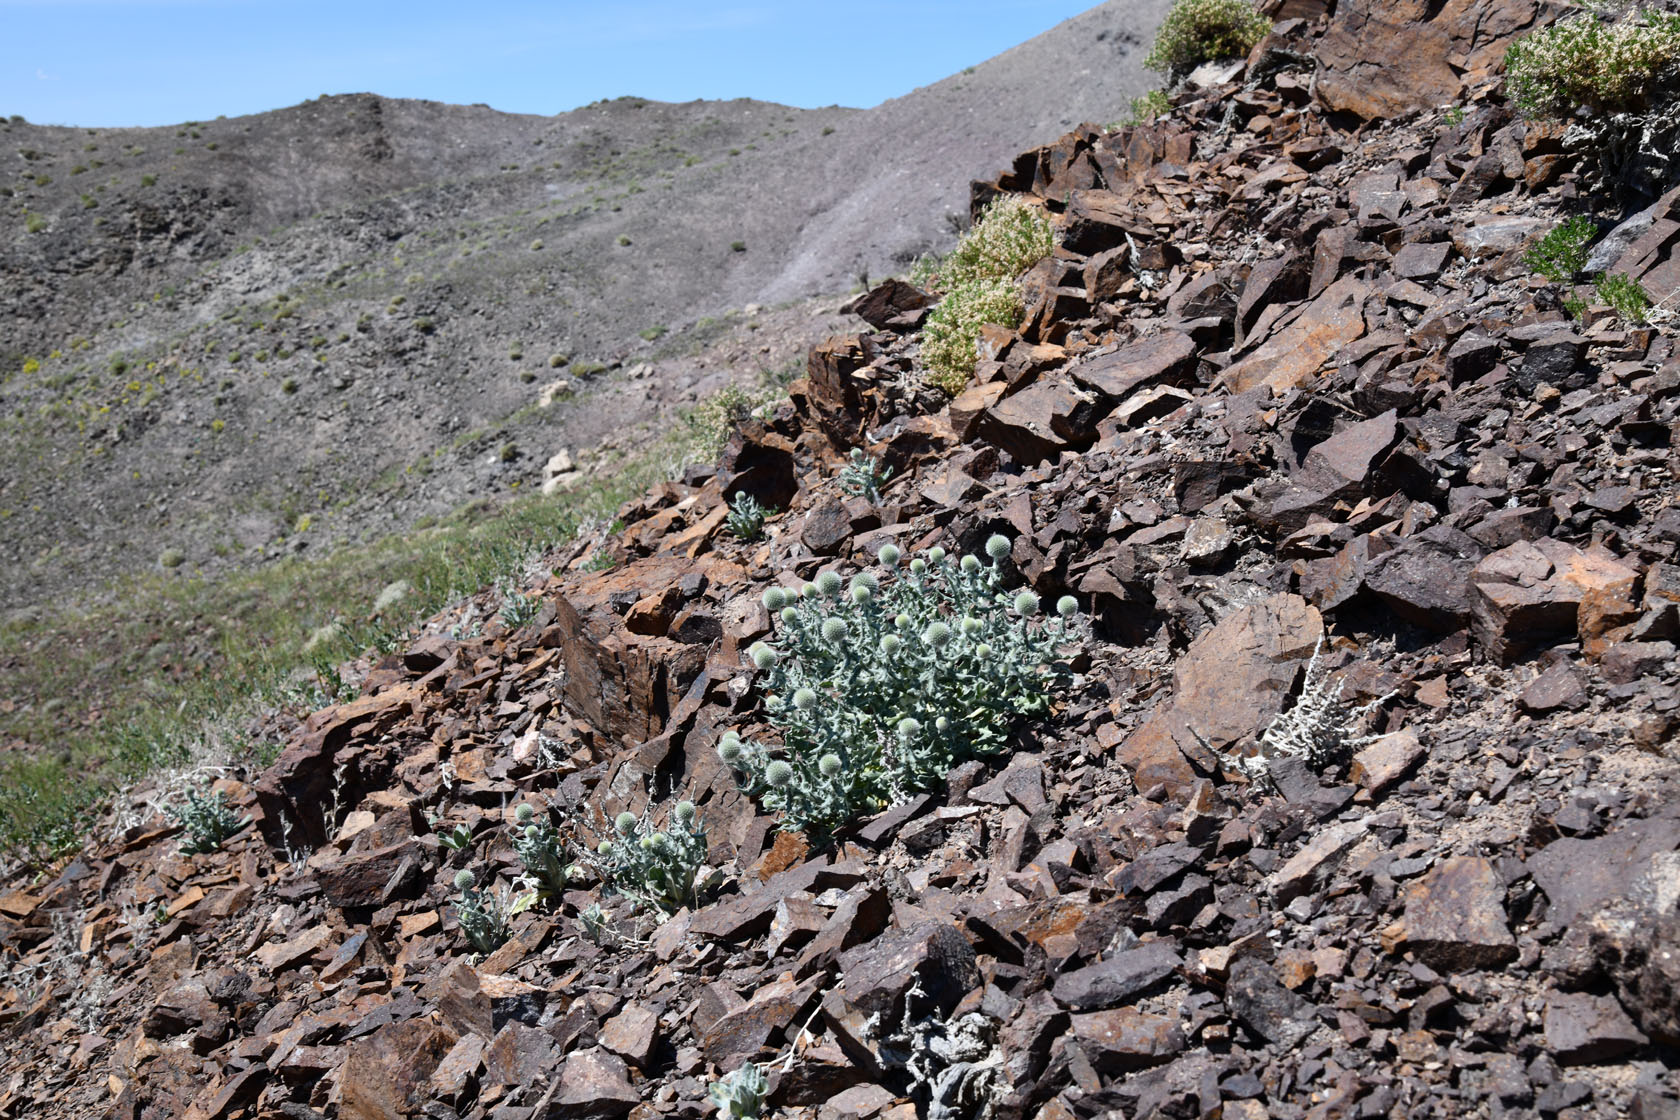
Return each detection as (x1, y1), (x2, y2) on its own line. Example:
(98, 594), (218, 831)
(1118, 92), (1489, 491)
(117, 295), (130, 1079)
(2, 0), (1680, 1118)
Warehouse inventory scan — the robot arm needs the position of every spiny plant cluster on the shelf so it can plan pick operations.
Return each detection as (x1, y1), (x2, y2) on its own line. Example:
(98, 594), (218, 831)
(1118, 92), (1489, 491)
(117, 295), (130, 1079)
(917, 196), (1055, 395)
(725, 491), (774, 541)
(511, 802), (573, 900)
(166, 785), (249, 854)
(581, 802), (707, 914)
(451, 868), (534, 955)
(1525, 214), (1597, 281)
(838, 448), (892, 504)
(1144, 0), (1272, 76)
(1505, 9), (1680, 117)
(719, 537), (1083, 834)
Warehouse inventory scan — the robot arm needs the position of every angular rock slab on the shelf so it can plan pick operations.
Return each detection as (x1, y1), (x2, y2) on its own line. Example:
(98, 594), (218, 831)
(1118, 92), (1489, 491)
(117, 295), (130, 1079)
(1381, 856), (1515, 971)
(1118, 593), (1322, 797)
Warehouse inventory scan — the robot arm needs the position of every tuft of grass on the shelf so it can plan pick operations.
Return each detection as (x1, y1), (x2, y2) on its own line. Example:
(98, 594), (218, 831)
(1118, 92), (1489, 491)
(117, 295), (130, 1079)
(1505, 9), (1680, 117)
(1525, 215), (1597, 282)
(1123, 90), (1173, 127)
(1145, 0), (1272, 74)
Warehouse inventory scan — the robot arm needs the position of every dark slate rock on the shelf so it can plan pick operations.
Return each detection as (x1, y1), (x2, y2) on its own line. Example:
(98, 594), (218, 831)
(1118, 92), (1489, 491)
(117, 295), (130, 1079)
(1051, 941), (1183, 1010)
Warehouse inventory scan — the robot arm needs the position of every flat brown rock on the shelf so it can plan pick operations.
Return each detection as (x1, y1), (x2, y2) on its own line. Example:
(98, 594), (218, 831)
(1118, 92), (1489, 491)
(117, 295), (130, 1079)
(1217, 276), (1369, 395)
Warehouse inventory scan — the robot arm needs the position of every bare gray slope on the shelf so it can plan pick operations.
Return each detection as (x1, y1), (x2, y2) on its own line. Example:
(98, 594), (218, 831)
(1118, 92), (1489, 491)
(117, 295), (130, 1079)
(759, 0), (1173, 301)
(0, 2), (1165, 609)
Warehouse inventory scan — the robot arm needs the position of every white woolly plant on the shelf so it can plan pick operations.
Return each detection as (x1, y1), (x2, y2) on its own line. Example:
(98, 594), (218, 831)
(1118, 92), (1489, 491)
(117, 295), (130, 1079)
(580, 801), (707, 915)
(707, 1062), (768, 1119)
(721, 536), (1084, 834)
(1221, 638), (1390, 795)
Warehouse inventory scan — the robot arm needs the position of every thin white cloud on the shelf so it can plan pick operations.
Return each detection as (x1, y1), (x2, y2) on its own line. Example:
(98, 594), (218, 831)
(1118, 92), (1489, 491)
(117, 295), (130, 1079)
(36, 68), (57, 80)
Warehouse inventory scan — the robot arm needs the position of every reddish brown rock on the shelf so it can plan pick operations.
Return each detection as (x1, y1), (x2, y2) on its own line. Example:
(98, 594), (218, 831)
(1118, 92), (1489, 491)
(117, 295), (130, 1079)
(1071, 1008), (1185, 1072)
(1381, 856), (1515, 970)
(1218, 276), (1369, 394)
(340, 1019), (457, 1120)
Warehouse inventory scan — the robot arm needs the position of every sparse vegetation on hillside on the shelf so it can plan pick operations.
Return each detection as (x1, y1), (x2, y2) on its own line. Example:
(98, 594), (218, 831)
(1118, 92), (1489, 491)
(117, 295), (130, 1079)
(1145, 0), (1271, 74)
(921, 277), (1025, 394)
(1525, 214), (1597, 281)
(1504, 9), (1680, 116)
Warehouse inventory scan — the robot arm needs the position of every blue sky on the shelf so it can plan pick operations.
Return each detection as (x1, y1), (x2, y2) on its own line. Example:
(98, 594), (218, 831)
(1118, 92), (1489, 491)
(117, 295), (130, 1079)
(3, 1), (1100, 128)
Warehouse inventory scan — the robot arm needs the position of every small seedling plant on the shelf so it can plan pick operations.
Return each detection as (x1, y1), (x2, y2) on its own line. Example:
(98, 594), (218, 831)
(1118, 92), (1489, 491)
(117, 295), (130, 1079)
(721, 537), (1084, 834)
(708, 1062), (768, 1119)
(166, 785), (250, 854)
(582, 801), (707, 914)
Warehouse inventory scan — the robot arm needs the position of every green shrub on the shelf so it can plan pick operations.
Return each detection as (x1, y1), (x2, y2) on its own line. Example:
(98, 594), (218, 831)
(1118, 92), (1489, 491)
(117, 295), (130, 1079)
(1596, 271), (1652, 322)
(719, 539), (1083, 834)
(1525, 214), (1597, 281)
(1145, 0), (1272, 74)
(1123, 89), (1173, 127)
(1505, 10), (1680, 116)
(730, 240), (747, 252)
(921, 278), (1023, 395)
(582, 802), (706, 913)
(24, 213), (45, 234)
(935, 196), (1055, 294)
(166, 785), (249, 854)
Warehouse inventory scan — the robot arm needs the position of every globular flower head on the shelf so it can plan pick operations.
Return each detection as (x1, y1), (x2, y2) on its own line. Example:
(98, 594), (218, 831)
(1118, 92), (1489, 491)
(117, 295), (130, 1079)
(1057, 595), (1079, 618)
(524, 824), (541, 841)
(800, 582), (819, 600)
(924, 621), (952, 647)
(881, 634), (903, 656)
(850, 572), (879, 597)
(597, 840), (613, 855)
(815, 570), (843, 598)
(675, 800), (697, 825)
(793, 687), (819, 711)
(878, 543), (901, 567)
(1015, 591), (1040, 616)
(649, 832), (672, 854)
(961, 554), (981, 574)
(765, 760), (794, 787)
(850, 447), (866, 463)
(615, 811), (638, 836)
(851, 585), (872, 605)
(821, 617), (848, 644)
(976, 642), (993, 659)
(718, 731), (743, 765)
(935, 715), (950, 733)
(898, 717), (922, 740)
(818, 753), (843, 777)
(895, 612), (913, 630)
(750, 643), (779, 671)
(454, 869), (477, 890)
(780, 606), (798, 625)
(960, 615), (983, 637)
(985, 533), (1011, 561)
(909, 558), (927, 575)
(762, 587), (788, 612)
(515, 803), (535, 823)
(928, 546), (947, 564)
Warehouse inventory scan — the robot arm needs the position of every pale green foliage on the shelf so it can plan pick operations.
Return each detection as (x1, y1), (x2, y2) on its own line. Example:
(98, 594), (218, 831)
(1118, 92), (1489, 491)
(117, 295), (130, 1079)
(921, 278), (1023, 395)
(451, 869), (533, 954)
(726, 491), (773, 541)
(584, 801), (707, 914)
(434, 819), (473, 851)
(1145, 0), (1271, 74)
(166, 785), (249, 854)
(1505, 10), (1680, 116)
(511, 803), (572, 900)
(1596, 271), (1653, 322)
(936, 196), (1056, 294)
(1123, 90), (1173, 126)
(496, 576), (541, 629)
(721, 540), (1083, 834)
(1525, 214), (1597, 281)
(838, 448), (892, 503)
(708, 1063), (768, 1119)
